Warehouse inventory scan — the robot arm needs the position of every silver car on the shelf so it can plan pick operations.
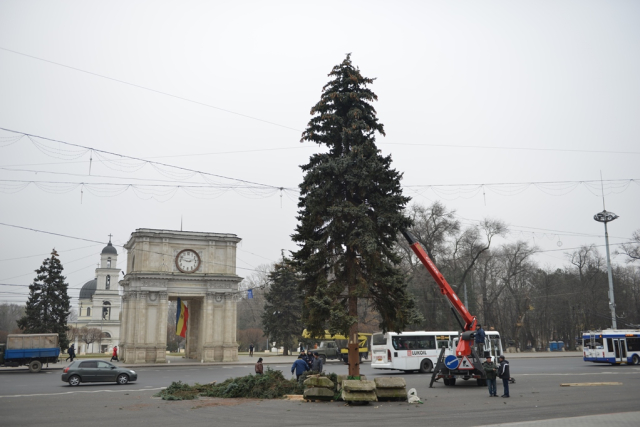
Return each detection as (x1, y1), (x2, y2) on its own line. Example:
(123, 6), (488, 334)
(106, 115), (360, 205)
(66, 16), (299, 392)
(61, 360), (137, 386)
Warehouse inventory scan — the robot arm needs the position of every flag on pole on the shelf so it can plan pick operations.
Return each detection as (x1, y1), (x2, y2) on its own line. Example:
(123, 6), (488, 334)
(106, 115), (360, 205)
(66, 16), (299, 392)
(176, 297), (189, 338)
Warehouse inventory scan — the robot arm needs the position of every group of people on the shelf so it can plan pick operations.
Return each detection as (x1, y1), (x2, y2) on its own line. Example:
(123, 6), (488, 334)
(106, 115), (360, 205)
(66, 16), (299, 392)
(475, 323), (511, 398)
(291, 350), (323, 379)
(64, 344), (119, 363)
(254, 349), (324, 378)
(482, 354), (510, 397)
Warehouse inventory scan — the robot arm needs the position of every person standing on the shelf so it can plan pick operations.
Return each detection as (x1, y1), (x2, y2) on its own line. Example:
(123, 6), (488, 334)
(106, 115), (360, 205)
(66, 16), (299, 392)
(291, 354), (309, 380)
(249, 343), (254, 357)
(311, 352), (323, 373)
(497, 355), (510, 398)
(482, 356), (498, 397)
(66, 343), (75, 362)
(110, 345), (119, 362)
(255, 357), (264, 375)
(475, 324), (486, 358)
(306, 350), (315, 367)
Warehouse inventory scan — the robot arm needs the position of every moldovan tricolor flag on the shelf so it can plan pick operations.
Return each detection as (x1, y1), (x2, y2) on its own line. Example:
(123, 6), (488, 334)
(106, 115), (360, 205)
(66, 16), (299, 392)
(176, 298), (189, 338)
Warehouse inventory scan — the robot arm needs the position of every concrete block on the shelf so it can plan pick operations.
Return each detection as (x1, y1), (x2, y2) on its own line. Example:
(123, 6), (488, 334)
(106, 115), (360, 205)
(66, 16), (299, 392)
(304, 376), (334, 389)
(374, 377), (406, 389)
(343, 380), (376, 392)
(337, 375), (367, 391)
(342, 389), (377, 402)
(375, 387), (407, 401)
(304, 387), (335, 400)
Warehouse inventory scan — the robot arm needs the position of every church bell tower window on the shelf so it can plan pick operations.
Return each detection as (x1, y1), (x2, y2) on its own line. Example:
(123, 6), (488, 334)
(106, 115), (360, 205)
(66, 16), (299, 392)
(107, 257), (111, 268)
(106, 275), (110, 290)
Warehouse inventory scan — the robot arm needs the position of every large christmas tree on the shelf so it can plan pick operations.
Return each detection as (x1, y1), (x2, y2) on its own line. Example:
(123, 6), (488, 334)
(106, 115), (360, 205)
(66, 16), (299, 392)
(261, 257), (303, 356)
(292, 54), (420, 375)
(17, 249), (71, 350)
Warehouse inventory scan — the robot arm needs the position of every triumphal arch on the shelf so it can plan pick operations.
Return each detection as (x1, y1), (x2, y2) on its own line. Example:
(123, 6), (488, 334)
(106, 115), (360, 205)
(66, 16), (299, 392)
(118, 229), (242, 363)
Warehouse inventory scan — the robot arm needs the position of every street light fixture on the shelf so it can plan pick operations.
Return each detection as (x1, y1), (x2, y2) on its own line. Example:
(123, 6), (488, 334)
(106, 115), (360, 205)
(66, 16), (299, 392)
(593, 209), (619, 329)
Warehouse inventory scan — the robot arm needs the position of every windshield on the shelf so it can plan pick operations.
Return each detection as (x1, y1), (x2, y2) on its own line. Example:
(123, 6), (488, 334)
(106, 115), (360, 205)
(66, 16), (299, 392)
(372, 333), (386, 346)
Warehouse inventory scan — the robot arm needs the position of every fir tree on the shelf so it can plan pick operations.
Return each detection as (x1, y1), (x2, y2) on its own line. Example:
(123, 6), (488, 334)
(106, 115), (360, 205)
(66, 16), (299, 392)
(17, 249), (71, 350)
(261, 258), (304, 356)
(292, 54), (421, 375)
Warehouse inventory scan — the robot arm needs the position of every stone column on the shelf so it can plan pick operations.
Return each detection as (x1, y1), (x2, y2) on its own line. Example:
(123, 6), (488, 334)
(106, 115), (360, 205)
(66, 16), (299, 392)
(202, 292), (216, 362)
(222, 293), (237, 361)
(135, 291), (148, 363)
(212, 293), (224, 361)
(155, 292), (168, 362)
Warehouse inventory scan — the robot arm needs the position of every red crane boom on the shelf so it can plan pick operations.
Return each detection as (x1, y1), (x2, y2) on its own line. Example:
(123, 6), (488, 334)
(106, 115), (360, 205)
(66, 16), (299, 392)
(402, 230), (478, 357)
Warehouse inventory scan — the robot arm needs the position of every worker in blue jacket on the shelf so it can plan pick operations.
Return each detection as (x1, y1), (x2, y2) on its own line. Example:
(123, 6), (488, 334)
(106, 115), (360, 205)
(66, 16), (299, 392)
(291, 354), (309, 380)
(475, 324), (486, 357)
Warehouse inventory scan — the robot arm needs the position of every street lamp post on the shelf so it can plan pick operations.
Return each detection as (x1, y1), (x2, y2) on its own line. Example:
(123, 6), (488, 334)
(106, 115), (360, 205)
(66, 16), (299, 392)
(593, 210), (619, 329)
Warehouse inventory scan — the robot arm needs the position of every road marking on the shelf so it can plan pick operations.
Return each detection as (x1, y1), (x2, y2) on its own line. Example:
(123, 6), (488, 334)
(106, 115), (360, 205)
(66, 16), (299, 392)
(561, 382), (622, 387)
(0, 387), (166, 399)
(518, 371), (640, 376)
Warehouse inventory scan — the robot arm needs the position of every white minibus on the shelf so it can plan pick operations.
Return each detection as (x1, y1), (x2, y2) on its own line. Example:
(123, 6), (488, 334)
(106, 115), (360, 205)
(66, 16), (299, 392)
(371, 331), (458, 373)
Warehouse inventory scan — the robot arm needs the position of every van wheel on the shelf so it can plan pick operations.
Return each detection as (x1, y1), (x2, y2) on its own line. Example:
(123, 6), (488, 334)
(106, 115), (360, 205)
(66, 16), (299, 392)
(419, 359), (433, 373)
(28, 360), (42, 373)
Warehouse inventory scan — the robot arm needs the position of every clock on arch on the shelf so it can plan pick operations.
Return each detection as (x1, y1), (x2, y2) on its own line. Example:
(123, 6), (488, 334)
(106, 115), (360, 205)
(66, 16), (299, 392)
(175, 249), (201, 273)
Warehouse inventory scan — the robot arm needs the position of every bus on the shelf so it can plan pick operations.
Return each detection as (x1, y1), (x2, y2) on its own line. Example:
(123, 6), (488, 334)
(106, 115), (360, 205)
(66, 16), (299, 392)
(583, 329), (640, 365)
(371, 331), (458, 373)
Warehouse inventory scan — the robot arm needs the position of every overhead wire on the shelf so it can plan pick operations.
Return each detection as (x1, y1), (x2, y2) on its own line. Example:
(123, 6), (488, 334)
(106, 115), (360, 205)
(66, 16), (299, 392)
(0, 127), (296, 191)
(2, 47), (639, 157)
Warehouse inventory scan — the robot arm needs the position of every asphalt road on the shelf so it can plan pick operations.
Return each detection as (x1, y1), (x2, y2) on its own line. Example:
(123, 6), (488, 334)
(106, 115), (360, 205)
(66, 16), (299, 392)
(1, 357), (638, 426)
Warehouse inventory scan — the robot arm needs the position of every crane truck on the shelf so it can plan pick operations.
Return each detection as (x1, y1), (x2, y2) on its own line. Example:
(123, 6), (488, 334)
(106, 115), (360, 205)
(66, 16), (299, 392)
(402, 230), (502, 387)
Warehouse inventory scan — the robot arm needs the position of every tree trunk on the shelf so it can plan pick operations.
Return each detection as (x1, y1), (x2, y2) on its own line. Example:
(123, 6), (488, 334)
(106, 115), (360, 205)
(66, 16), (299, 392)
(348, 284), (359, 377)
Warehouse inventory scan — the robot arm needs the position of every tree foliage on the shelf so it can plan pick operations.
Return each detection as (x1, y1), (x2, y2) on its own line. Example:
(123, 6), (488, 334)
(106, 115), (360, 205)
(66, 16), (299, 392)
(261, 258), (303, 355)
(292, 54), (420, 338)
(17, 250), (71, 349)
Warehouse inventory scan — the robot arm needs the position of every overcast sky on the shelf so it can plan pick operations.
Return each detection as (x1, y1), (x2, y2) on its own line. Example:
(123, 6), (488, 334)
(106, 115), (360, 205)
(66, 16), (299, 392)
(1, 1), (638, 308)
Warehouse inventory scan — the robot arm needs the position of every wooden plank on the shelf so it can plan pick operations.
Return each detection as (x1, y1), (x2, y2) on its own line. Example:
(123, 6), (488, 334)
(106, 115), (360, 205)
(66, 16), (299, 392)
(560, 382), (622, 387)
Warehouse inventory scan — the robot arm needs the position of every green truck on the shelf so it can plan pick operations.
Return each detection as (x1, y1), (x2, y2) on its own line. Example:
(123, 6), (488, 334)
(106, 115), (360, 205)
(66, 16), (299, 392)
(303, 330), (371, 363)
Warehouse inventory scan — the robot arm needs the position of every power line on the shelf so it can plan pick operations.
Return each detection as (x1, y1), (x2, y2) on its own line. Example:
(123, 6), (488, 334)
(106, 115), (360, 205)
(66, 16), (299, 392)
(0, 127), (295, 191)
(384, 142), (640, 155)
(0, 46), (302, 133)
(1, 47), (637, 156)
(0, 222), (267, 274)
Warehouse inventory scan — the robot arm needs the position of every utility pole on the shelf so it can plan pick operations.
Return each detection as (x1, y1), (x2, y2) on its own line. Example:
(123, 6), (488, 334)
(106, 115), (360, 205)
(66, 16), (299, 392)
(594, 176), (619, 329)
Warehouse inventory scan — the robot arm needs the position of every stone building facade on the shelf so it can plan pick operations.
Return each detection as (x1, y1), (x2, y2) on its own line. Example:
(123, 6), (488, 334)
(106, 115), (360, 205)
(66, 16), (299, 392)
(118, 229), (242, 364)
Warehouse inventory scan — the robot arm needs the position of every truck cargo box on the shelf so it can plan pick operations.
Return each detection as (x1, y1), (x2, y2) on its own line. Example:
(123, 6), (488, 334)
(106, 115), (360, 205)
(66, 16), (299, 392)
(7, 334), (59, 350)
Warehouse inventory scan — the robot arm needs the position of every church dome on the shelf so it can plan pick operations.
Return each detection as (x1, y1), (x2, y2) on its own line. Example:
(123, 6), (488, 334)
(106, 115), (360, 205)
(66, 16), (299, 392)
(79, 279), (97, 299)
(101, 241), (118, 255)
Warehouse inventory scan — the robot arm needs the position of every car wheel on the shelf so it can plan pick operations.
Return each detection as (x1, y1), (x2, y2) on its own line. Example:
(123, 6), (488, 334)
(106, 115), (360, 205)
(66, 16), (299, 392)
(632, 354), (640, 365)
(68, 375), (81, 386)
(419, 358), (433, 373)
(450, 378), (456, 386)
(476, 379), (486, 386)
(117, 373), (129, 385)
(28, 360), (42, 373)
(443, 378), (450, 386)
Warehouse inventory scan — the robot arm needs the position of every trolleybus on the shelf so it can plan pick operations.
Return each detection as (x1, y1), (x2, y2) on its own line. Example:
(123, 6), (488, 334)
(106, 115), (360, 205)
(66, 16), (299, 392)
(583, 329), (640, 365)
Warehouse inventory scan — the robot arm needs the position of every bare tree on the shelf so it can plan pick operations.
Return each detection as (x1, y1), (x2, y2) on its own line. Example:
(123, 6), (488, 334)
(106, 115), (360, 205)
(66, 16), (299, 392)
(619, 229), (640, 263)
(77, 327), (103, 353)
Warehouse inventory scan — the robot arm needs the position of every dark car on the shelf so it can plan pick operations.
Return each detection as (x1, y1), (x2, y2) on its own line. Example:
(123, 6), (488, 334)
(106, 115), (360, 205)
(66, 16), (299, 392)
(61, 360), (137, 386)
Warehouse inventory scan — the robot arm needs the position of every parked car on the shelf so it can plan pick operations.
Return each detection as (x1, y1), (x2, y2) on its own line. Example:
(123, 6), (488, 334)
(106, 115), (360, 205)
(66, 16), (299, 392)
(61, 360), (137, 386)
